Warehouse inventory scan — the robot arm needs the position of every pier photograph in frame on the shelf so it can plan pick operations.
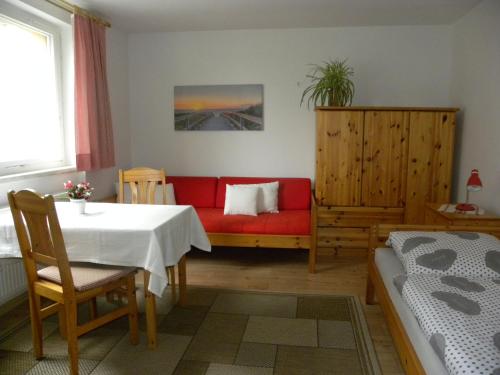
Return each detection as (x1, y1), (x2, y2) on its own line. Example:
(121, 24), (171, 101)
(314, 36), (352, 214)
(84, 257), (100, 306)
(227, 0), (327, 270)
(174, 84), (263, 131)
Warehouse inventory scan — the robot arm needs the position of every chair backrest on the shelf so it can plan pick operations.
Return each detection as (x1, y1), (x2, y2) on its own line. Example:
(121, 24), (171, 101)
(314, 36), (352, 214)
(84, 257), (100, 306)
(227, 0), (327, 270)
(118, 167), (167, 204)
(7, 190), (75, 295)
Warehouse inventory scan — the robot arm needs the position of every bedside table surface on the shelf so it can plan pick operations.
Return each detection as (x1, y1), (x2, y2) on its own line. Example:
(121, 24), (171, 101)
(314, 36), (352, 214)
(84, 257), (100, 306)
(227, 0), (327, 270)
(426, 203), (500, 221)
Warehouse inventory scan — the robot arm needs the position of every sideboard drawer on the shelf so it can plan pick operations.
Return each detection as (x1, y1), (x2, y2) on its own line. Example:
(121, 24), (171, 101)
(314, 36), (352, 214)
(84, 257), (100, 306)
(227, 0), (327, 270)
(317, 206), (404, 227)
(318, 227), (369, 249)
(317, 206), (404, 252)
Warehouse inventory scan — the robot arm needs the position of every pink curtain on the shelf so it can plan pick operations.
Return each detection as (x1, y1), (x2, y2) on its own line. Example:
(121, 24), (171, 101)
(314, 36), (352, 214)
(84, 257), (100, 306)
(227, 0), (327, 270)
(74, 14), (115, 171)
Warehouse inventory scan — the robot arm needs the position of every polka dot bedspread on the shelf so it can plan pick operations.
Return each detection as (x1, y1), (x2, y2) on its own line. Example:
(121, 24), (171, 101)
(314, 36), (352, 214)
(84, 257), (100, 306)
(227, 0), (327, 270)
(388, 231), (500, 375)
(397, 274), (500, 375)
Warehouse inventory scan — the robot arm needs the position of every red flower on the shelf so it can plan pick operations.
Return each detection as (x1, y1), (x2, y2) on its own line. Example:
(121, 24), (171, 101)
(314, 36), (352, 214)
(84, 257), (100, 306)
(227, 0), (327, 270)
(64, 180), (93, 200)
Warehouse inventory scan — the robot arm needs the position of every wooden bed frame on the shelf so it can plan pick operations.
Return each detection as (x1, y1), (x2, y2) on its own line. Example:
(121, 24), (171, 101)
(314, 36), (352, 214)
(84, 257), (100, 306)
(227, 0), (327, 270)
(365, 224), (500, 375)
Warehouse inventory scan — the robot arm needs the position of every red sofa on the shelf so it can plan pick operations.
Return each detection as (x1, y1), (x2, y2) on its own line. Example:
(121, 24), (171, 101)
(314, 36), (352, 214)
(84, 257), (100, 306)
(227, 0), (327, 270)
(166, 176), (318, 272)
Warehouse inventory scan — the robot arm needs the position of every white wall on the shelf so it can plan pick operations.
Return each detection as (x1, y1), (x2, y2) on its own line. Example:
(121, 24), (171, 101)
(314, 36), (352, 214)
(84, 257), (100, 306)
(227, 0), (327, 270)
(85, 27), (132, 201)
(451, 0), (500, 214)
(128, 26), (453, 179)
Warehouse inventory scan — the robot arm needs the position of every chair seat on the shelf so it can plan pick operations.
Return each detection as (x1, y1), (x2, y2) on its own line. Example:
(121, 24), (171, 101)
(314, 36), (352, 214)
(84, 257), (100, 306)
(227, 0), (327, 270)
(38, 264), (136, 292)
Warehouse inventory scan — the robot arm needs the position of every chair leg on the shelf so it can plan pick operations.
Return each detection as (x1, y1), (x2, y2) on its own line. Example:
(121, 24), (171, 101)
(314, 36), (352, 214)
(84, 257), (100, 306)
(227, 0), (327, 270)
(167, 266), (177, 302)
(28, 293), (43, 359)
(65, 300), (79, 375)
(126, 276), (139, 345)
(89, 298), (98, 320)
(106, 292), (114, 303)
(58, 308), (67, 339)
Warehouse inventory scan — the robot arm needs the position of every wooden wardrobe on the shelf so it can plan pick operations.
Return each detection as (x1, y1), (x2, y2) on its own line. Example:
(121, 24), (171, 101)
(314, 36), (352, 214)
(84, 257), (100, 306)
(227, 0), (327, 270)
(315, 106), (458, 253)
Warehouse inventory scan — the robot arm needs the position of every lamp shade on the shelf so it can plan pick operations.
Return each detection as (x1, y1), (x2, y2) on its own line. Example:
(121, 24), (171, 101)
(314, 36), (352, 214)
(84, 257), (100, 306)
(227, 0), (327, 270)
(466, 169), (483, 192)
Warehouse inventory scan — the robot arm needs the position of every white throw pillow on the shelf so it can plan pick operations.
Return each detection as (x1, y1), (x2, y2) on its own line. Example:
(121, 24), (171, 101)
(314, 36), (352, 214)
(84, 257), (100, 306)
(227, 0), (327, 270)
(114, 182), (176, 205)
(239, 181), (279, 213)
(224, 184), (259, 216)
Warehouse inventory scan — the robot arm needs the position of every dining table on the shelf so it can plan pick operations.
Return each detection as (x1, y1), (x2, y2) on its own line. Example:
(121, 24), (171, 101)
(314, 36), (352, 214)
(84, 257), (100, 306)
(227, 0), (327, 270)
(0, 201), (211, 348)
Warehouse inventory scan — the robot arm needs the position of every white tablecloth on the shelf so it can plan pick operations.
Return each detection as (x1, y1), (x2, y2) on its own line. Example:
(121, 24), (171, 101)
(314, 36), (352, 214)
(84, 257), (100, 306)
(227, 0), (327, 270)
(0, 202), (211, 297)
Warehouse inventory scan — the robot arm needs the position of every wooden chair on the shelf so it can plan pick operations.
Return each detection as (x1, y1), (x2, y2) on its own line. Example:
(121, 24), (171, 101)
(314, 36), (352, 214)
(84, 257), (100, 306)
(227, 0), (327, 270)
(7, 190), (139, 375)
(118, 167), (177, 300)
(118, 167), (170, 206)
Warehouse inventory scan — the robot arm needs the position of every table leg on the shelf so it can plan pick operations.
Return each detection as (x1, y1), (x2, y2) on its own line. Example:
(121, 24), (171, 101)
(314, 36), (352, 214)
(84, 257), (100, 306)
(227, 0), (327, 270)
(178, 255), (187, 306)
(167, 266), (177, 302)
(143, 271), (157, 349)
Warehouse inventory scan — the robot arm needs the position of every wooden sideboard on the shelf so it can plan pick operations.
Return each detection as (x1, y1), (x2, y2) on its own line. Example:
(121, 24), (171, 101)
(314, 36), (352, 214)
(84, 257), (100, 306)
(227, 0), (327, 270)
(315, 106), (458, 254)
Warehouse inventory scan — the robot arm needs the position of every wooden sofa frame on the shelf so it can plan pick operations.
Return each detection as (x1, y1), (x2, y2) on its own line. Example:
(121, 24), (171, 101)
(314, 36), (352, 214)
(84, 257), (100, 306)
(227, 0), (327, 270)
(366, 224), (500, 375)
(207, 192), (318, 273)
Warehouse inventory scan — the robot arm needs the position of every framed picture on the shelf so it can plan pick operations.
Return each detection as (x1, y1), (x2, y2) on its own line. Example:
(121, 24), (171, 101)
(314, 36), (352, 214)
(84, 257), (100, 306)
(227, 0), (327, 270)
(174, 84), (263, 131)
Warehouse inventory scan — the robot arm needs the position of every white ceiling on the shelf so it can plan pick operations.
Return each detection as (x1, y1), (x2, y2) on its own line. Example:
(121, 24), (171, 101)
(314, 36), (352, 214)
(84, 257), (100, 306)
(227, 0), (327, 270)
(72, 0), (482, 32)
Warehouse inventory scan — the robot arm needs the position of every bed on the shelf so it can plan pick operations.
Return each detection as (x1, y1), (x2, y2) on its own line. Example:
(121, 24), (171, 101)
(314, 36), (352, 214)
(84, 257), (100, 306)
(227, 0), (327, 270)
(366, 224), (500, 375)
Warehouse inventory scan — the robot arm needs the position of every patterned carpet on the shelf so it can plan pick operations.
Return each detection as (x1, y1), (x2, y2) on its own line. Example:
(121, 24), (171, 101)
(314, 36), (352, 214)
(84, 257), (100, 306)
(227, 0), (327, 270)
(0, 288), (381, 375)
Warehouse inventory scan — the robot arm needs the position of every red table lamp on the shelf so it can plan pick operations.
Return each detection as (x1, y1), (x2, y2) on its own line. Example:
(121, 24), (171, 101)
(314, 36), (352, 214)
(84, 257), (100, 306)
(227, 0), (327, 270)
(456, 169), (483, 212)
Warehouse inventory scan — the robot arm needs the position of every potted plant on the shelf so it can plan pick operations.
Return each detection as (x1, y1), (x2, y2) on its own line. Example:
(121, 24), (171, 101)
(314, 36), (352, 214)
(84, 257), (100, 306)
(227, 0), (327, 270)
(64, 181), (93, 214)
(301, 59), (355, 108)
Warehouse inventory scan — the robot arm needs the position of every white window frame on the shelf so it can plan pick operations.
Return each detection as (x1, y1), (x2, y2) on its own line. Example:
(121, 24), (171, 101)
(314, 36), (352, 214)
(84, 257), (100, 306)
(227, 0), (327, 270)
(0, 2), (74, 179)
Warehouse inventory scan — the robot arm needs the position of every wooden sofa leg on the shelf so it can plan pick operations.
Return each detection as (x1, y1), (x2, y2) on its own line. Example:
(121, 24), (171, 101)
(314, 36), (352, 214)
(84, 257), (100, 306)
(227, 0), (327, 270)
(308, 245), (317, 274)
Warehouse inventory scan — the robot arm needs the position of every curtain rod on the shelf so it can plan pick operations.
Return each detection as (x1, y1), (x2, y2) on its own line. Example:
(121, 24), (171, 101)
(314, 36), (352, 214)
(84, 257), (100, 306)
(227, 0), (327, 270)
(45, 0), (111, 28)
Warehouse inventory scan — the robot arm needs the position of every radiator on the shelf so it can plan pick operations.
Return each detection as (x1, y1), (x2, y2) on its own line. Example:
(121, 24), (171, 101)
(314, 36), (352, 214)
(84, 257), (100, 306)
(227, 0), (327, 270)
(0, 259), (27, 306)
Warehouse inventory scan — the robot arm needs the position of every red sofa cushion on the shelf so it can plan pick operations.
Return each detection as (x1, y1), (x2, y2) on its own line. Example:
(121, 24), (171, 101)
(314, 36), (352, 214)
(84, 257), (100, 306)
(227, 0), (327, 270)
(196, 208), (311, 235)
(215, 177), (311, 210)
(166, 176), (217, 208)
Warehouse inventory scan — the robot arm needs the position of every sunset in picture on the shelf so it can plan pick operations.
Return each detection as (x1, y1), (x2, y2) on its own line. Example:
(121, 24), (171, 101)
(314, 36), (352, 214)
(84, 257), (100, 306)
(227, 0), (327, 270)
(174, 84), (263, 131)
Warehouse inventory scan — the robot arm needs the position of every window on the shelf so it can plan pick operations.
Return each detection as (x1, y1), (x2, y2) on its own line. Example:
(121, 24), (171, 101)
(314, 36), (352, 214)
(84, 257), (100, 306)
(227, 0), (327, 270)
(0, 5), (73, 177)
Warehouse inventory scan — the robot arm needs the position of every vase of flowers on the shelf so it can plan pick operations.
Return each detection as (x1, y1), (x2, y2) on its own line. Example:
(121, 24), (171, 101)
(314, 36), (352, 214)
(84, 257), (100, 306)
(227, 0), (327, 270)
(64, 181), (93, 214)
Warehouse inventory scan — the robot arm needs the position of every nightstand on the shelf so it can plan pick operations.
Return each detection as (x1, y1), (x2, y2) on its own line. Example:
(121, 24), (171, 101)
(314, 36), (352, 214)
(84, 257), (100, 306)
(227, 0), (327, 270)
(425, 203), (500, 227)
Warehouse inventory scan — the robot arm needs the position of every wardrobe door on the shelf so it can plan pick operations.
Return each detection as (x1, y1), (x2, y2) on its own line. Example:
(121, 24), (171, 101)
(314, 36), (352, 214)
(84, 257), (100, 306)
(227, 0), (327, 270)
(405, 111), (455, 223)
(315, 110), (364, 206)
(361, 111), (409, 207)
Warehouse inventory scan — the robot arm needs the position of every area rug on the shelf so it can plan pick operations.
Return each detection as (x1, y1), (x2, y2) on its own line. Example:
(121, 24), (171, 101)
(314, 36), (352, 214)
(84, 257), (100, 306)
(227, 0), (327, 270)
(0, 288), (381, 375)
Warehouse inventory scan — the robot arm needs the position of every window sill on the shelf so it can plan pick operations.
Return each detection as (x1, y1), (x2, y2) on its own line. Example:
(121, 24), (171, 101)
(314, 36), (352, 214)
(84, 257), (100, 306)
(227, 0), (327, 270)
(0, 166), (78, 183)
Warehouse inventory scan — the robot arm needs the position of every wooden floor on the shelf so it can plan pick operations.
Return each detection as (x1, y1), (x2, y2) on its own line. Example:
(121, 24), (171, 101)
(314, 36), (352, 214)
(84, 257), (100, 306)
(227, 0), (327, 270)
(186, 247), (405, 375)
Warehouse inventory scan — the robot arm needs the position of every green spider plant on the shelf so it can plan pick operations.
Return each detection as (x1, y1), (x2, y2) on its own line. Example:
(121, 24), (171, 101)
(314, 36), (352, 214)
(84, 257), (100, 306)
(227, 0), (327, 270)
(301, 59), (355, 108)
